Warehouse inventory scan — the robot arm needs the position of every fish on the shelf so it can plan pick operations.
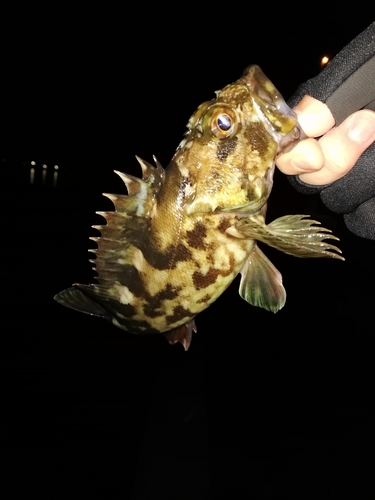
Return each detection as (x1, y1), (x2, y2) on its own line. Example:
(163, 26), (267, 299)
(54, 65), (343, 350)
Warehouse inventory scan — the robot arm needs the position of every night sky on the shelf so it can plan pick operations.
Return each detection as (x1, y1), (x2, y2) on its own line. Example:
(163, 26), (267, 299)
(2, 11), (375, 498)
(2, 13), (371, 164)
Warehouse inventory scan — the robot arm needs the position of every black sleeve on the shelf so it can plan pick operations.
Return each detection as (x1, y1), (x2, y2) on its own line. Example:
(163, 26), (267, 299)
(288, 22), (375, 239)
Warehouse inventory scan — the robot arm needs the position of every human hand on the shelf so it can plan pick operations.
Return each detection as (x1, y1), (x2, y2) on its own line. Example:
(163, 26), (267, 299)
(276, 95), (375, 186)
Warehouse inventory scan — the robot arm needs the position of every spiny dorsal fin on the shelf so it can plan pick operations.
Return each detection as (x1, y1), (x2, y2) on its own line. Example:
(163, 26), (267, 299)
(87, 156), (165, 290)
(102, 193), (141, 214)
(135, 156), (154, 180)
(152, 155), (165, 180)
(136, 155), (165, 186)
(101, 156), (165, 216)
(114, 171), (148, 197)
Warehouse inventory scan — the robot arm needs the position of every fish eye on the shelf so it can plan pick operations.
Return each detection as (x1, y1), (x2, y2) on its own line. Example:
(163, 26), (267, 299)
(208, 106), (237, 139)
(217, 114), (232, 131)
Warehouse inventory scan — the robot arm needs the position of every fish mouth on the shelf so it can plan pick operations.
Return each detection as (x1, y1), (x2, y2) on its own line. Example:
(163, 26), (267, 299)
(276, 120), (306, 157)
(241, 65), (297, 132)
(241, 65), (305, 152)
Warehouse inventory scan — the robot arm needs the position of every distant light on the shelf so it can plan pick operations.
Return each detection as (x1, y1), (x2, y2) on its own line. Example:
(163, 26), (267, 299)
(54, 165), (59, 170)
(31, 160), (36, 166)
(42, 164), (47, 169)
(321, 56), (329, 67)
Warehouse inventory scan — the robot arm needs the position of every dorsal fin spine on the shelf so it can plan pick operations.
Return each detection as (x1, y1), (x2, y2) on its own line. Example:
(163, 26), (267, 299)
(114, 171), (148, 197)
(135, 155), (154, 180)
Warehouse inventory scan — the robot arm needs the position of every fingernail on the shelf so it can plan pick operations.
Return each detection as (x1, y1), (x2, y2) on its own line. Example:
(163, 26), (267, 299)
(348, 112), (375, 142)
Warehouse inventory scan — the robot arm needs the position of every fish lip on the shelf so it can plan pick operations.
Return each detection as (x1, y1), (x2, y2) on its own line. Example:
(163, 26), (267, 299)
(276, 121), (307, 157)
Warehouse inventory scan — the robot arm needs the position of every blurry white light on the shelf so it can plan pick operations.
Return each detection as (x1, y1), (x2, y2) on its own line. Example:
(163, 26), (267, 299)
(42, 164), (47, 169)
(54, 165), (59, 170)
(31, 160), (36, 166)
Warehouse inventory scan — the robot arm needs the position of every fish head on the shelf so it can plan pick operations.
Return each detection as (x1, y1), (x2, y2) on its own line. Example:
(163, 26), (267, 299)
(173, 65), (303, 215)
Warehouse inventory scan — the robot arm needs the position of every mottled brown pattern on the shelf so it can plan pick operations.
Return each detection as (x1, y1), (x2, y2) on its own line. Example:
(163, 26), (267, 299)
(218, 218), (232, 233)
(192, 255), (235, 290)
(244, 122), (271, 158)
(186, 222), (207, 250)
(166, 305), (192, 324)
(143, 284), (180, 318)
(143, 308), (165, 318)
(116, 303), (136, 317)
(142, 241), (192, 271)
(117, 264), (147, 298)
(197, 294), (211, 304)
(141, 242), (173, 270)
(206, 245), (216, 264)
(192, 268), (221, 290)
(216, 137), (238, 161)
(173, 243), (193, 263)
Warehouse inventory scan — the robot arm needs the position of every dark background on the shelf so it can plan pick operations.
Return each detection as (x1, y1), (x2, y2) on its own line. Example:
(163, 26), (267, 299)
(2, 9), (374, 498)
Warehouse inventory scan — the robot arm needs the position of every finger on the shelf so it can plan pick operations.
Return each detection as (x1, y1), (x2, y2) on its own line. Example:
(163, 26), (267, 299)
(276, 138), (325, 175)
(276, 96), (334, 176)
(293, 95), (335, 136)
(299, 110), (375, 185)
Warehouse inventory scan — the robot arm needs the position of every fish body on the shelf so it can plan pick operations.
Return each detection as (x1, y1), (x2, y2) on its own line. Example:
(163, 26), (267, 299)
(55, 66), (343, 349)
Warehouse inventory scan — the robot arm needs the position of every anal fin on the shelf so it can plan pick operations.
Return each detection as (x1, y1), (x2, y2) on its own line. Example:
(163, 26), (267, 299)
(239, 244), (286, 313)
(163, 319), (197, 350)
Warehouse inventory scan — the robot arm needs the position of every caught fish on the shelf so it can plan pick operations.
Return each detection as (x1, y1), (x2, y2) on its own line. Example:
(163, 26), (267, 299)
(55, 65), (343, 349)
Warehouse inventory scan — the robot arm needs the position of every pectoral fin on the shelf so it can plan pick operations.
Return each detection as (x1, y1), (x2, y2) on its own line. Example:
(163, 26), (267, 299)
(239, 244), (286, 313)
(234, 215), (344, 260)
